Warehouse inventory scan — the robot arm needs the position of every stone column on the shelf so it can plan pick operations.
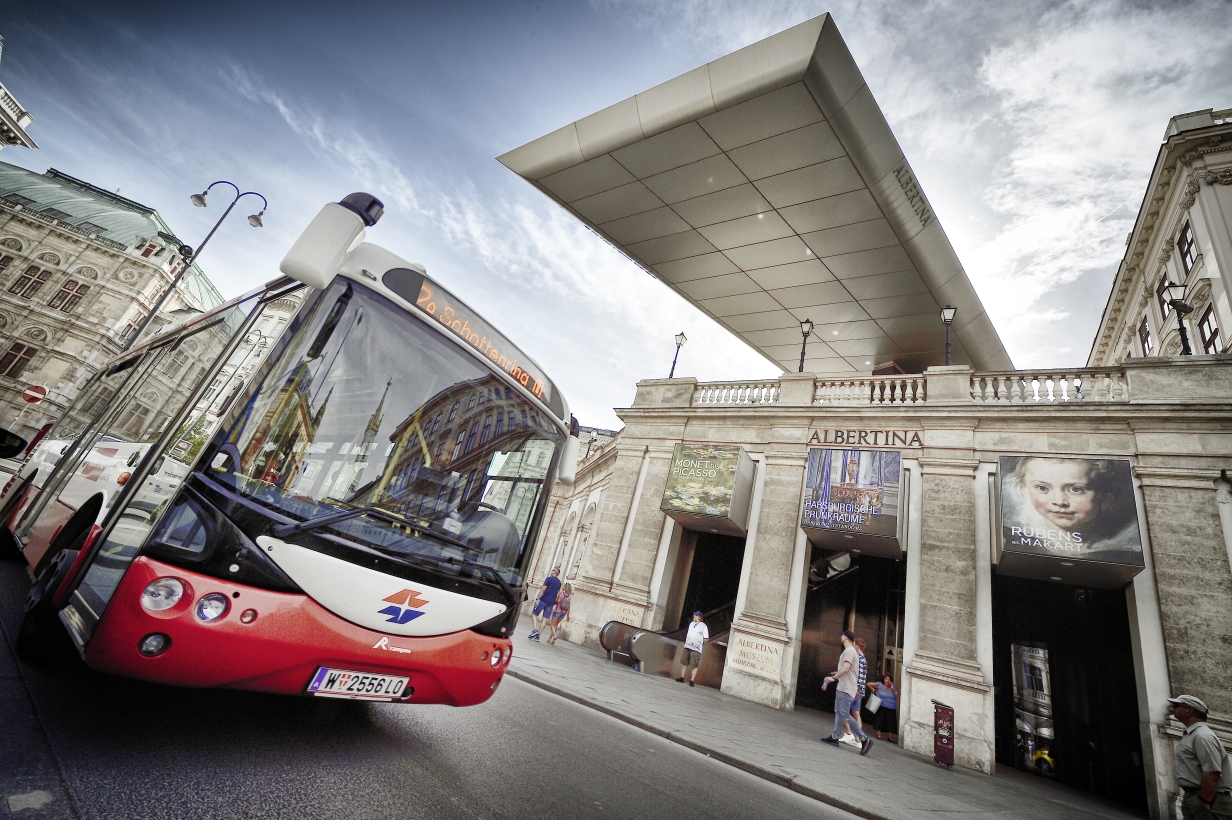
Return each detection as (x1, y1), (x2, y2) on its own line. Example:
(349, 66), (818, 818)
(1136, 466), (1232, 815)
(722, 450), (807, 710)
(901, 434), (995, 773)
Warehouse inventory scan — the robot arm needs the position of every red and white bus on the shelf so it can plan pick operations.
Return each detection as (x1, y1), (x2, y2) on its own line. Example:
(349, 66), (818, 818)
(0, 193), (578, 706)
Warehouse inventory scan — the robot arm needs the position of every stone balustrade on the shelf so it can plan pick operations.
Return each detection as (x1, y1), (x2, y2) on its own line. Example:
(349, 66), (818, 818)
(970, 369), (1130, 404)
(814, 375), (927, 406)
(633, 357), (1232, 410)
(692, 380), (780, 406)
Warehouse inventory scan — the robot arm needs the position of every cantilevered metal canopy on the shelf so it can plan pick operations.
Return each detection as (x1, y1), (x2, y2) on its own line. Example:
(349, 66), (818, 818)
(500, 14), (1011, 375)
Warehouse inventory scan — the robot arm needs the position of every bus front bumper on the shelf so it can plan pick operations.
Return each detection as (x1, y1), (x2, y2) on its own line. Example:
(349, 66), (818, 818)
(84, 557), (512, 706)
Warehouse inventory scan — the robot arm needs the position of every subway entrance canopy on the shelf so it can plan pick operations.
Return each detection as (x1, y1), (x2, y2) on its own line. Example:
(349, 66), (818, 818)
(499, 14), (1012, 375)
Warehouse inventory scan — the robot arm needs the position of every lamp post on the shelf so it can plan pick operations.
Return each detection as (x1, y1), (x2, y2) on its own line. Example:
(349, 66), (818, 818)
(668, 331), (687, 378)
(1163, 283), (1194, 355)
(123, 181), (268, 351)
(798, 318), (814, 373)
(940, 305), (957, 366)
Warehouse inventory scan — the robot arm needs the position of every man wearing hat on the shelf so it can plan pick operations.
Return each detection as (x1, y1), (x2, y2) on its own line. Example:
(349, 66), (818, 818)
(676, 610), (709, 687)
(1169, 694), (1232, 819)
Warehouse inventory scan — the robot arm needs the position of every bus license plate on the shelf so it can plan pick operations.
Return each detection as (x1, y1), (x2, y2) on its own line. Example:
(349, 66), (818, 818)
(306, 667), (409, 700)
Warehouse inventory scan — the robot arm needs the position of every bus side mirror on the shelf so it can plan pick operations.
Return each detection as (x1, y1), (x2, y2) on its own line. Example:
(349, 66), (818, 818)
(556, 416), (580, 486)
(0, 428), (28, 459)
(280, 193), (383, 290)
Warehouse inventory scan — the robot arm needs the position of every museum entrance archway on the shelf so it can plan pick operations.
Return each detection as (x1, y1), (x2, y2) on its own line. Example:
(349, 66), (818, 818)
(796, 552), (905, 714)
(992, 576), (1146, 813)
(662, 530), (745, 634)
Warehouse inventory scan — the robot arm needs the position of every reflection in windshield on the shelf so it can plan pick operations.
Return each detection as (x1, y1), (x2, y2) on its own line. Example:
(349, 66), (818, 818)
(211, 280), (562, 584)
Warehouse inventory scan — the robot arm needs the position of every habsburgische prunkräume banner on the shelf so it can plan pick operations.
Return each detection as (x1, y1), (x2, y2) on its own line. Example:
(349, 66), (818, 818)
(998, 455), (1143, 567)
(801, 448), (902, 544)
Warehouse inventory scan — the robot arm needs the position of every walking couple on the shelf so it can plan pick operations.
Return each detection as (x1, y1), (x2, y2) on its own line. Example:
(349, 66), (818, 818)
(528, 566), (571, 643)
(821, 630), (873, 756)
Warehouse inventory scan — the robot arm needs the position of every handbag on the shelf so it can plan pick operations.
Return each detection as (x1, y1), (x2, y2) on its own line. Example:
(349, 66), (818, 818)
(866, 693), (882, 713)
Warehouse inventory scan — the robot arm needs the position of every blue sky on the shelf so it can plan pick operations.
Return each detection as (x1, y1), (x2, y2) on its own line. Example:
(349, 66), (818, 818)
(2, 0), (1230, 429)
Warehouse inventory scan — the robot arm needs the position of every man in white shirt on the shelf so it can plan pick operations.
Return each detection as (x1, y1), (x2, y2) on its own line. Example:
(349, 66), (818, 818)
(676, 611), (709, 687)
(822, 630), (873, 755)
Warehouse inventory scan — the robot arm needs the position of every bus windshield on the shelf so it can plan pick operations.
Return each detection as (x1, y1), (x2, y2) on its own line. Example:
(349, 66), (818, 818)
(208, 279), (563, 585)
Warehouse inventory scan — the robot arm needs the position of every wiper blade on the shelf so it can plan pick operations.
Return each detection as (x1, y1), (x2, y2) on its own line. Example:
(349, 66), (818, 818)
(271, 505), (480, 553)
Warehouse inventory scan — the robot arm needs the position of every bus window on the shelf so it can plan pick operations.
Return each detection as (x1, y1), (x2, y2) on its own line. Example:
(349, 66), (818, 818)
(207, 280), (564, 587)
(73, 292), (281, 618)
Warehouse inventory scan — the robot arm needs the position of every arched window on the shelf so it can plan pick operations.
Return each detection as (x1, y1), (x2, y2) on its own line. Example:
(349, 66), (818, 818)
(567, 501), (598, 580)
(552, 511), (577, 571)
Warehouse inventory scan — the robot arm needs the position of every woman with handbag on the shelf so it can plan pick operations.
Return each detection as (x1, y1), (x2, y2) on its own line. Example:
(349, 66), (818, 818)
(868, 674), (899, 742)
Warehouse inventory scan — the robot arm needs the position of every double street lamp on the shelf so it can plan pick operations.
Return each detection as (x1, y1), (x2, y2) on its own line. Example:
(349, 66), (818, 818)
(798, 318), (814, 373)
(1163, 283), (1194, 355)
(123, 180), (268, 351)
(668, 331), (687, 378)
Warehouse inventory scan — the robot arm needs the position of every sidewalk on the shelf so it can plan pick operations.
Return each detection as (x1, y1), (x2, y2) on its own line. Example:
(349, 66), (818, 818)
(507, 617), (1143, 820)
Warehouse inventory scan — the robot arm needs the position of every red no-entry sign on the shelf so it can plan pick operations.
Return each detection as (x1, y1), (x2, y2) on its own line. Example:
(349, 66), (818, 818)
(21, 385), (47, 404)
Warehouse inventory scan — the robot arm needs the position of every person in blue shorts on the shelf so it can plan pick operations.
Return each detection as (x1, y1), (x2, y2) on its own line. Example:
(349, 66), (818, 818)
(529, 566), (561, 642)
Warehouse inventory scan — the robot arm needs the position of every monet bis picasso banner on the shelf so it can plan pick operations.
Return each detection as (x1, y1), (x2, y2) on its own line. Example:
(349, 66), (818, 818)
(800, 448), (902, 557)
(997, 455), (1144, 587)
(660, 443), (754, 536)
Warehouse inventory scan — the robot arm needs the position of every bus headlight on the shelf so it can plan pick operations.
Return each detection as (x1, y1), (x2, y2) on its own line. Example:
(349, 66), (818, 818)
(141, 578), (184, 612)
(490, 649), (502, 667)
(195, 594), (229, 622)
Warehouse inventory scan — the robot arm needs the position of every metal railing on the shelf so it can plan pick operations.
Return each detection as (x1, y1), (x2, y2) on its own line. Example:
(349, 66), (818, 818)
(970, 369), (1129, 404)
(693, 380), (779, 406)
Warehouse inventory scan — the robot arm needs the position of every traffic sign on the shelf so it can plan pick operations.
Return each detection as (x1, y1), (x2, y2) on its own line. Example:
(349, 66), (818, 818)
(21, 385), (47, 404)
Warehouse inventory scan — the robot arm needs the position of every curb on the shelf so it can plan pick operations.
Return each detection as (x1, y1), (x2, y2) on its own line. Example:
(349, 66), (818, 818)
(506, 667), (889, 820)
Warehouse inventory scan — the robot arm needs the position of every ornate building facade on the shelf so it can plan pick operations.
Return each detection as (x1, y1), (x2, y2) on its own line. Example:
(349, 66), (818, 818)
(0, 161), (224, 438)
(1090, 108), (1232, 364)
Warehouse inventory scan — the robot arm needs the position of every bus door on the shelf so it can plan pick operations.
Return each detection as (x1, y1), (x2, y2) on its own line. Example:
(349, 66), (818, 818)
(15, 338), (178, 568)
(62, 286), (298, 643)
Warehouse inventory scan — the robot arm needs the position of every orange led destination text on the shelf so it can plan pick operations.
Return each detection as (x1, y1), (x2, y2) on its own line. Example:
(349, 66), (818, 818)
(416, 283), (545, 399)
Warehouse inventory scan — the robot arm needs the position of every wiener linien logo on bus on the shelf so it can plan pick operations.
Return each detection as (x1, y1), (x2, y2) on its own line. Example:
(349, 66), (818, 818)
(379, 588), (428, 625)
(415, 283), (546, 399)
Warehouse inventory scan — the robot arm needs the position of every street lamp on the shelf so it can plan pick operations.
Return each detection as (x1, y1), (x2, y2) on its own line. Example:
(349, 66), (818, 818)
(668, 331), (687, 378)
(940, 305), (957, 366)
(123, 180), (268, 351)
(798, 319), (814, 373)
(1163, 283), (1194, 355)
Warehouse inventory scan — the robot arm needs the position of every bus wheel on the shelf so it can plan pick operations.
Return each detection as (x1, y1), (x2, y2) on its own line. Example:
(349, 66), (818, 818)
(15, 548), (79, 660)
(0, 474), (32, 561)
(32, 492), (102, 577)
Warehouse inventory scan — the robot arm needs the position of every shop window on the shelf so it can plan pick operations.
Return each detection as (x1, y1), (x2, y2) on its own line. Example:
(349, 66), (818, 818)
(1138, 316), (1152, 357)
(8, 266), (50, 298)
(1156, 276), (1173, 319)
(1177, 222), (1197, 274)
(1200, 305), (1220, 355)
(0, 342), (37, 378)
(48, 280), (90, 312)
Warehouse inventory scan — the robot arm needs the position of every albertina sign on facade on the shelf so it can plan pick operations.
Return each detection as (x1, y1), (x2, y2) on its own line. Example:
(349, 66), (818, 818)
(660, 443), (755, 537)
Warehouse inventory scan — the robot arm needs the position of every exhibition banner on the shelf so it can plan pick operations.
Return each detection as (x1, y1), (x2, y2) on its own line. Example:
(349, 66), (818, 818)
(801, 448), (902, 540)
(660, 443), (754, 535)
(998, 455), (1143, 567)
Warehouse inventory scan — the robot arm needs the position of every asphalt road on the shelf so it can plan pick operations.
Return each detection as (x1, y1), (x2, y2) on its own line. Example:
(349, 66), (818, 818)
(0, 560), (854, 820)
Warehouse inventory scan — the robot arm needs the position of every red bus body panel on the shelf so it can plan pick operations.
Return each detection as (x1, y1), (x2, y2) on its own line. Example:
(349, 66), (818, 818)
(85, 557), (510, 706)
(22, 494), (74, 569)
